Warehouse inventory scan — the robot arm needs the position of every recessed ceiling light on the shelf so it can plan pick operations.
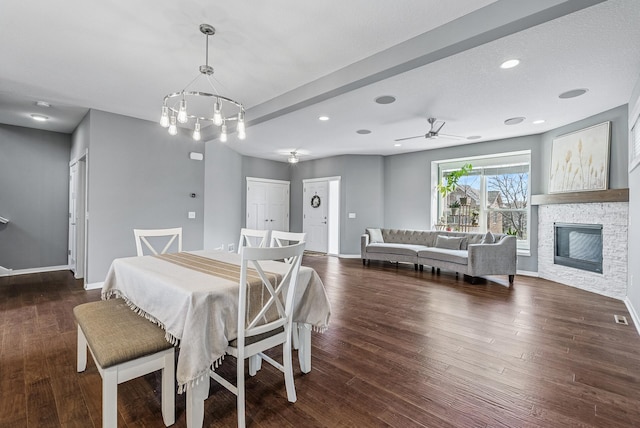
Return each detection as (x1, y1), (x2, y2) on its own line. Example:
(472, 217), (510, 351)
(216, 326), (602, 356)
(35, 101), (51, 108)
(356, 129), (371, 135)
(533, 119), (545, 124)
(31, 114), (49, 121)
(559, 88), (588, 99)
(467, 135), (482, 140)
(375, 95), (396, 105)
(318, 116), (330, 121)
(500, 59), (520, 69)
(504, 117), (525, 125)
(394, 143), (402, 147)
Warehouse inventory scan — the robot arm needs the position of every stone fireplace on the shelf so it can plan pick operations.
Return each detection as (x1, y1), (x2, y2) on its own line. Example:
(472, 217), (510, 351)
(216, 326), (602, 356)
(537, 200), (628, 299)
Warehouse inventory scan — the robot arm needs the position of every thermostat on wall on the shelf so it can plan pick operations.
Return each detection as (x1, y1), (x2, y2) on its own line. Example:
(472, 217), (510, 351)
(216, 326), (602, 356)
(189, 152), (204, 161)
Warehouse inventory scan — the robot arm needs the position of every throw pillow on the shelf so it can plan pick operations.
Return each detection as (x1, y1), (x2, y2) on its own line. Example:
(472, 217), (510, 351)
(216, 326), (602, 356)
(481, 231), (495, 244)
(366, 228), (384, 243)
(435, 235), (464, 250)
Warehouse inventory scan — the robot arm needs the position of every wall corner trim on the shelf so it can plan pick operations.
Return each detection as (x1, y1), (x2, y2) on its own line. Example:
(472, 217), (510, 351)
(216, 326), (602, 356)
(624, 296), (640, 336)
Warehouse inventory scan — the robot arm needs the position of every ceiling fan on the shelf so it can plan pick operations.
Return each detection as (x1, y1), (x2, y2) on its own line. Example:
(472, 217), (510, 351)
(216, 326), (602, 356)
(395, 117), (465, 141)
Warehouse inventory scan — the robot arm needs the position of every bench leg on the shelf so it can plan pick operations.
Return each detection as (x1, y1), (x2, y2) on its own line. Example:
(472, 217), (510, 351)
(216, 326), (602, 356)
(432, 266), (435, 273)
(103, 367), (118, 428)
(414, 264), (418, 271)
(161, 350), (176, 426)
(419, 264), (423, 272)
(362, 259), (366, 266)
(509, 275), (515, 284)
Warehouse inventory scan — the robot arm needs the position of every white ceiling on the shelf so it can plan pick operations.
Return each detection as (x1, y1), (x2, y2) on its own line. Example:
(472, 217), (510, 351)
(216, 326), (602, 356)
(1, 0), (640, 162)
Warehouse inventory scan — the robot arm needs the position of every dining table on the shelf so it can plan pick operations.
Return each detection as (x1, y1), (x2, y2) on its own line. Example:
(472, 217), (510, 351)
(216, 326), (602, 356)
(101, 249), (331, 427)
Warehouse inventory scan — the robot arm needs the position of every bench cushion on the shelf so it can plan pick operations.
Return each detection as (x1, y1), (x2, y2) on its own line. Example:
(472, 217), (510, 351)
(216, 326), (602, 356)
(74, 298), (173, 368)
(418, 248), (468, 265)
(366, 243), (427, 256)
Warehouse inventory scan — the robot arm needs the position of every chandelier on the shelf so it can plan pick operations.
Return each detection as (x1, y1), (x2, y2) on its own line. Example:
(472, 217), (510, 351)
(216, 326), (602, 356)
(160, 24), (246, 142)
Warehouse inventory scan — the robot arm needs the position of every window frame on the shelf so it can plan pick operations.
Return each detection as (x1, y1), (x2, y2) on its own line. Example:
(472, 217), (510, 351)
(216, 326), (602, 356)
(431, 151), (531, 252)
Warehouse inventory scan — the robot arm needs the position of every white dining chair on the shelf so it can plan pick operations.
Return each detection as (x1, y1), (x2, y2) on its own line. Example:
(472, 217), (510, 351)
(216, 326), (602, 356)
(134, 227), (183, 256)
(269, 231), (306, 250)
(208, 242), (305, 428)
(237, 228), (269, 253)
(75, 298), (175, 427)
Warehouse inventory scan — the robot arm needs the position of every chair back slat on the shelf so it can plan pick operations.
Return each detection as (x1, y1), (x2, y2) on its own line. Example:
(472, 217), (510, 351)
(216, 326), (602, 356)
(269, 231), (306, 263)
(134, 228), (183, 256)
(238, 228), (270, 253)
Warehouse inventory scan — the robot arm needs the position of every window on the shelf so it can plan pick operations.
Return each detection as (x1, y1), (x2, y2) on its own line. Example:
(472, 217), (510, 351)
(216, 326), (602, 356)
(433, 151), (531, 251)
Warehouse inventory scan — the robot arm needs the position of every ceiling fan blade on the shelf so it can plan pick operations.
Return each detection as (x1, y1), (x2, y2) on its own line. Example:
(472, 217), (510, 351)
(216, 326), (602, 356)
(433, 121), (446, 134)
(437, 133), (465, 140)
(394, 135), (424, 142)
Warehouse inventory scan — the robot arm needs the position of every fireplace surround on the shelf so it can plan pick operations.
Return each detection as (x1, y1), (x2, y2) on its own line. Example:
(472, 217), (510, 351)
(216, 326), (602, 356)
(538, 202), (628, 299)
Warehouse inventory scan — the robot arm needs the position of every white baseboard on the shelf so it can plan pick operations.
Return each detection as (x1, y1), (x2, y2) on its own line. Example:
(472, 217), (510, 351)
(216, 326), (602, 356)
(516, 270), (539, 277)
(0, 265), (69, 277)
(85, 281), (104, 291)
(624, 297), (640, 336)
(339, 254), (360, 259)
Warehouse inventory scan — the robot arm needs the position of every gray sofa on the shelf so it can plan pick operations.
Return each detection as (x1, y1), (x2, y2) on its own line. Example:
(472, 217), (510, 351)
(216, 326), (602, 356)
(361, 228), (516, 284)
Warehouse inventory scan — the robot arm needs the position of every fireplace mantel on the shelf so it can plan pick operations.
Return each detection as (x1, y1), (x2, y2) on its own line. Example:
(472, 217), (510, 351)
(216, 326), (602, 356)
(531, 188), (629, 205)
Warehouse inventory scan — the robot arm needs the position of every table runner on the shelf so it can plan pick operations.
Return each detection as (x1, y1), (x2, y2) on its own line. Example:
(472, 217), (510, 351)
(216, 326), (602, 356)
(101, 250), (331, 391)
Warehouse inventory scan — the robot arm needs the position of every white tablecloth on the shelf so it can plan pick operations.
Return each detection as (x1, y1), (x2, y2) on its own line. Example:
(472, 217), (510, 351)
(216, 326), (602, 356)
(101, 250), (331, 391)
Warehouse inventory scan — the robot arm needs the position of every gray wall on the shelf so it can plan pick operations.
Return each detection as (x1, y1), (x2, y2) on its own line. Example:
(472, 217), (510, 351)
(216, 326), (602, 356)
(0, 124), (71, 270)
(290, 155), (384, 255)
(627, 73), (640, 325)
(80, 110), (205, 284)
(203, 140), (243, 251)
(539, 105), (629, 192)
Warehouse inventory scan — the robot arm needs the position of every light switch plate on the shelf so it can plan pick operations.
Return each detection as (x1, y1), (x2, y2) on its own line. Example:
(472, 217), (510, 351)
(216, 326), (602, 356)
(348, 212), (356, 219)
(188, 211), (196, 219)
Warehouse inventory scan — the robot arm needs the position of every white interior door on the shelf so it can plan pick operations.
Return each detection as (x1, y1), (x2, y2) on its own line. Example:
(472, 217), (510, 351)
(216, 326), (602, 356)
(246, 178), (290, 232)
(303, 180), (328, 253)
(267, 183), (289, 232)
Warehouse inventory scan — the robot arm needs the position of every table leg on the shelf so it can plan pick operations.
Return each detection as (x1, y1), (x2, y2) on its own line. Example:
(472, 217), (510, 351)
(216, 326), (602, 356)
(298, 324), (312, 373)
(186, 379), (209, 428)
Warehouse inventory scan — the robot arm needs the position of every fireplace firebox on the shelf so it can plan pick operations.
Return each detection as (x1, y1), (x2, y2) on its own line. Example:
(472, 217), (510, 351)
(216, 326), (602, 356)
(554, 223), (603, 273)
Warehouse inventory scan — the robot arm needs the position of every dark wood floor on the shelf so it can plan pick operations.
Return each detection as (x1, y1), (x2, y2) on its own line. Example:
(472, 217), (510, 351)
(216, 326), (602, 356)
(2, 257), (640, 427)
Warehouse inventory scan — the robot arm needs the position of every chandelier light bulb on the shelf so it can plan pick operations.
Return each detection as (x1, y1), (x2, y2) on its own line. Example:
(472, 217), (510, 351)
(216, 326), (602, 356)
(237, 111), (246, 140)
(288, 152), (299, 164)
(213, 100), (222, 126)
(160, 105), (170, 127)
(168, 115), (178, 136)
(177, 98), (188, 123)
(193, 120), (201, 141)
(220, 123), (228, 142)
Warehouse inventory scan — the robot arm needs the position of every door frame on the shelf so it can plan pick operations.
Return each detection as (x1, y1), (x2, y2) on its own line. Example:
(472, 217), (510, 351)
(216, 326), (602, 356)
(302, 176), (341, 255)
(69, 150), (88, 284)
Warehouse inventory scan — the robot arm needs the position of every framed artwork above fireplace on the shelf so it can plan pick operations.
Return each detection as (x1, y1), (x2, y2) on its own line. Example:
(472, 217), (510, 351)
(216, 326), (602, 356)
(549, 121), (610, 193)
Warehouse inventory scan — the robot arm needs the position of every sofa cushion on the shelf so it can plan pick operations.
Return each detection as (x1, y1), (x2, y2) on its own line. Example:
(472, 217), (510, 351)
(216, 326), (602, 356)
(435, 235), (464, 250)
(366, 228), (384, 243)
(481, 231), (495, 244)
(418, 248), (468, 265)
(366, 243), (426, 256)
